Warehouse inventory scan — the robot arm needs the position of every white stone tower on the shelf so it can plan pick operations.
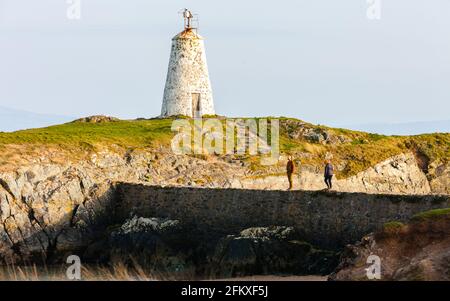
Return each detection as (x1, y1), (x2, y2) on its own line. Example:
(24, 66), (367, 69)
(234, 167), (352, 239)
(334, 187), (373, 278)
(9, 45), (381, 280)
(161, 9), (215, 118)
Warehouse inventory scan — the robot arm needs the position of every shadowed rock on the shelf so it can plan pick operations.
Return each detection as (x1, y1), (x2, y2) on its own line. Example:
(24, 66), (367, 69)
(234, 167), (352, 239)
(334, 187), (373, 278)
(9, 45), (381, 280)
(211, 226), (338, 277)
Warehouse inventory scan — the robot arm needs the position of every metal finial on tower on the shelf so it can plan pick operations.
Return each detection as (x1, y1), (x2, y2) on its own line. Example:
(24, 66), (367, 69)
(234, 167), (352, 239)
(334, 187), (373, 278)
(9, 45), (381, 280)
(183, 9), (193, 29)
(179, 8), (198, 30)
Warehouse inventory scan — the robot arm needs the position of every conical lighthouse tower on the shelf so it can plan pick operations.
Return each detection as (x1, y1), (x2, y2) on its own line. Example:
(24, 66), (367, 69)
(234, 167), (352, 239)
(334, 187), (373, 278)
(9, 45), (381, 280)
(161, 9), (215, 118)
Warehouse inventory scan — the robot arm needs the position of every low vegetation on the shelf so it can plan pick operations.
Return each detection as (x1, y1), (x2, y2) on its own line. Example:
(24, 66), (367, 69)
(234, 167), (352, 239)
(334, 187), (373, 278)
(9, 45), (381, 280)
(0, 116), (448, 178)
(383, 221), (405, 230)
(0, 262), (161, 281)
(411, 208), (450, 222)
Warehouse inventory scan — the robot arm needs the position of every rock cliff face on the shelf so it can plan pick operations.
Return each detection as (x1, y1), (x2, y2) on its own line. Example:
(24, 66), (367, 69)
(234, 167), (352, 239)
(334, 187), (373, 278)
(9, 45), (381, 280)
(0, 148), (447, 267)
(240, 153), (432, 194)
(329, 209), (450, 281)
(428, 162), (450, 194)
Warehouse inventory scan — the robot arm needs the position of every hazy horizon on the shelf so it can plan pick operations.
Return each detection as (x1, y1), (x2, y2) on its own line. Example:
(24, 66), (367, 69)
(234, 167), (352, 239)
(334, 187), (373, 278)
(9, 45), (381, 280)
(1, 0), (449, 130)
(1, 105), (449, 135)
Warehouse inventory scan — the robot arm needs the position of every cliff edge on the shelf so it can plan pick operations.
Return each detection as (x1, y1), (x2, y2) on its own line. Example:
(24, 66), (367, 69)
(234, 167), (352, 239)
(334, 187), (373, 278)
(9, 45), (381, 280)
(329, 208), (450, 281)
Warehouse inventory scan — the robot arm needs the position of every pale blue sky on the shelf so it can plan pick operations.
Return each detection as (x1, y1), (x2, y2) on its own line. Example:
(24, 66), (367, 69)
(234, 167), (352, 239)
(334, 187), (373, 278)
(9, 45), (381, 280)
(0, 0), (449, 127)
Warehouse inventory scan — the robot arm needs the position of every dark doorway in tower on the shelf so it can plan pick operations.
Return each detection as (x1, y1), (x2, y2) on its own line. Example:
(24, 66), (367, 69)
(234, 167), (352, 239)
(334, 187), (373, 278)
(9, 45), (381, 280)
(192, 93), (201, 118)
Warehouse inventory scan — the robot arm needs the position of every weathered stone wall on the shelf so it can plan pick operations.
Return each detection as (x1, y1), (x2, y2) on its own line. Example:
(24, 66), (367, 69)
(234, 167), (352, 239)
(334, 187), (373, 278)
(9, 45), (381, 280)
(117, 184), (450, 249)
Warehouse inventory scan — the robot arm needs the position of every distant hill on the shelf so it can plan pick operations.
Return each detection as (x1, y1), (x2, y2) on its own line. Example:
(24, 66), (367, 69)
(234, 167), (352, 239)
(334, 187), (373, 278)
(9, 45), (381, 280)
(340, 120), (450, 136)
(0, 106), (73, 132)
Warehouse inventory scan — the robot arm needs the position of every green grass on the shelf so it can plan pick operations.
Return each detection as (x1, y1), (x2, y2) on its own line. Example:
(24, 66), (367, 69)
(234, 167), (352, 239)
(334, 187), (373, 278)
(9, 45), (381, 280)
(0, 116), (448, 178)
(382, 221), (405, 231)
(275, 118), (448, 178)
(0, 119), (174, 149)
(411, 208), (450, 222)
(383, 221), (405, 229)
(380, 221), (406, 236)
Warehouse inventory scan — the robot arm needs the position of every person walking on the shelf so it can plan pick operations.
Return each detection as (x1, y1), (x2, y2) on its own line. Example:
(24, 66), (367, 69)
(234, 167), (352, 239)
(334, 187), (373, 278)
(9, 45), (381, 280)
(286, 156), (295, 190)
(324, 160), (334, 190)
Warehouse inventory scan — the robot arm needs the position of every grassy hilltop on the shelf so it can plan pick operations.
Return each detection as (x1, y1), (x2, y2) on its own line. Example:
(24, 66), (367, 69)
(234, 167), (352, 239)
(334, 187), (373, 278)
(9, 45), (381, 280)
(0, 116), (448, 178)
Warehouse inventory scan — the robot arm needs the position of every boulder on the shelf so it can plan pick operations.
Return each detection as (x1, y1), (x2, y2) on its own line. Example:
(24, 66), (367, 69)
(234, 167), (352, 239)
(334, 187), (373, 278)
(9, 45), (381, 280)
(109, 216), (191, 275)
(72, 115), (119, 123)
(210, 226), (338, 277)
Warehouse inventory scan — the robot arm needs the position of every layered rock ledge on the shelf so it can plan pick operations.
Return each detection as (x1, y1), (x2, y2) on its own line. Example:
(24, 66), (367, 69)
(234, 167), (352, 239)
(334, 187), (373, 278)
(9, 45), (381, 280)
(1, 178), (448, 268)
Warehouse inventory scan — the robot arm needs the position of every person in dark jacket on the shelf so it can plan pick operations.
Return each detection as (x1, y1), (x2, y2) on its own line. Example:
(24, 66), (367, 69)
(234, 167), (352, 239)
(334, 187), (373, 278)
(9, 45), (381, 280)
(286, 156), (295, 190)
(324, 160), (334, 189)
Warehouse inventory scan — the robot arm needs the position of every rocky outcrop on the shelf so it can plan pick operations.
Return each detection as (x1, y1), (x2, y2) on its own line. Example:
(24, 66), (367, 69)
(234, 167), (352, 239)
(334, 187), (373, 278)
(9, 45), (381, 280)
(108, 221), (338, 278)
(109, 216), (192, 275)
(335, 153), (430, 194)
(428, 162), (450, 194)
(0, 149), (246, 264)
(72, 115), (119, 123)
(240, 153), (431, 194)
(329, 209), (450, 281)
(211, 226), (337, 277)
(0, 147), (447, 266)
(281, 119), (351, 145)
